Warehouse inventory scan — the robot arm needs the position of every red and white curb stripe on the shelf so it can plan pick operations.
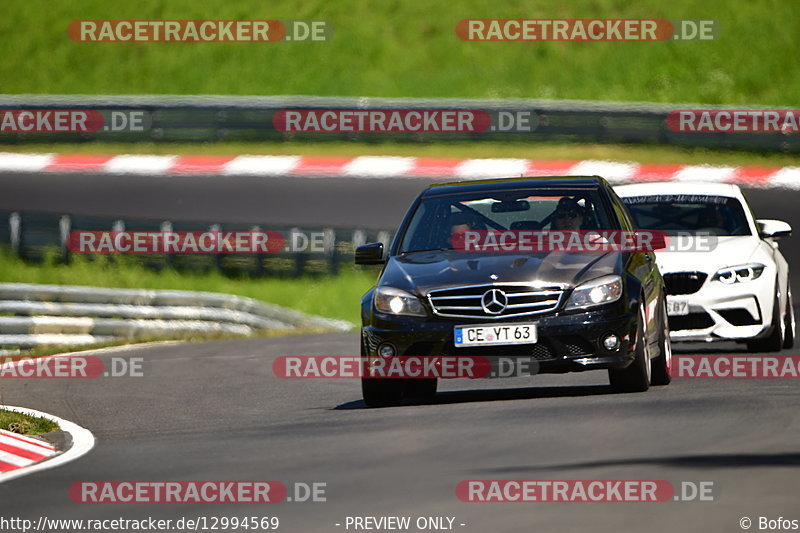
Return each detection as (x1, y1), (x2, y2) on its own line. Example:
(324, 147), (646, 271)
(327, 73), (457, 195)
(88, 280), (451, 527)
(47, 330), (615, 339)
(0, 406), (94, 483)
(1, 152), (799, 188)
(0, 428), (57, 473)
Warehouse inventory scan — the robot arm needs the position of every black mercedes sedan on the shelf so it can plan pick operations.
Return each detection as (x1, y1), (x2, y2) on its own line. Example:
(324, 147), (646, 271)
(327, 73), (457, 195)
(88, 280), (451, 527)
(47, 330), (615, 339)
(355, 176), (671, 407)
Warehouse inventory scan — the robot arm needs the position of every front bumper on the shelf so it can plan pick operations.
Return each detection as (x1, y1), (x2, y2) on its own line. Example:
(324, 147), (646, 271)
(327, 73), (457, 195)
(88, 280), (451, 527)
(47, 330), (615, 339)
(666, 276), (773, 342)
(362, 303), (637, 377)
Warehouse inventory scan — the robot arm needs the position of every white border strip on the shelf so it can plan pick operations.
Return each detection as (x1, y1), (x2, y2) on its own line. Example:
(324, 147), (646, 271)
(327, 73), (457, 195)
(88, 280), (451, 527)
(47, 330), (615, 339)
(0, 153), (796, 189)
(0, 405), (95, 483)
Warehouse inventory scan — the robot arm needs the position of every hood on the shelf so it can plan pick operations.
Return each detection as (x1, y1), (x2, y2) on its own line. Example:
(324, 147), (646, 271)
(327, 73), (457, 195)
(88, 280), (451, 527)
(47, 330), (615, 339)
(380, 250), (621, 295)
(655, 236), (761, 274)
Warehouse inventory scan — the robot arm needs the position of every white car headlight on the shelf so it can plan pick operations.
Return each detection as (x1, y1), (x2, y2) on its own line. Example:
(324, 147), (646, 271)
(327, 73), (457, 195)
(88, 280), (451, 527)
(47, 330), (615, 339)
(374, 286), (426, 316)
(565, 275), (623, 310)
(711, 264), (765, 284)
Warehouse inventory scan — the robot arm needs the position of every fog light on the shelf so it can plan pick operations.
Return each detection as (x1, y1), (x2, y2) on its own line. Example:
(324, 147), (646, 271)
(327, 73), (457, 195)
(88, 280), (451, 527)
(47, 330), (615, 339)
(602, 334), (620, 351)
(378, 343), (396, 358)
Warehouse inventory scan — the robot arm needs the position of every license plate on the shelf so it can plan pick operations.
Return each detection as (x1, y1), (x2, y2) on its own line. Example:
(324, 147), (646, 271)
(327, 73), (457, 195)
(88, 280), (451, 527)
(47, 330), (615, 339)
(666, 298), (689, 316)
(454, 323), (537, 347)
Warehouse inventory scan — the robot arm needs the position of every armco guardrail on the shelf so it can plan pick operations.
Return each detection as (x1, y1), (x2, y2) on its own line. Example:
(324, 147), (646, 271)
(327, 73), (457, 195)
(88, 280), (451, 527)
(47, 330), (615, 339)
(1, 211), (393, 278)
(0, 94), (796, 152)
(0, 282), (353, 347)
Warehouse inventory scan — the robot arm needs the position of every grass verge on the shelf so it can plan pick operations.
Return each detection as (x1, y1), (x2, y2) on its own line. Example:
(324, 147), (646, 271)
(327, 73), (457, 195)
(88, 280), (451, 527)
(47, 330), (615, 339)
(0, 408), (59, 435)
(1, 0), (798, 106)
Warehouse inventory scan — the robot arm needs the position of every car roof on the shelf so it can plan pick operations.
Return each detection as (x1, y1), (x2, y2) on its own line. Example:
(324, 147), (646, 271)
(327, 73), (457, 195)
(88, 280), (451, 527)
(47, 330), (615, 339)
(614, 181), (744, 199)
(421, 175), (609, 197)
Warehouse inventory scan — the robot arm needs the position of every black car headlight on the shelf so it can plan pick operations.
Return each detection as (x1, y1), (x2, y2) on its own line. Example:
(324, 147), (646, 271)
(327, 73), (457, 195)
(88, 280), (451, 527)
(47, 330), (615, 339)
(711, 264), (765, 284)
(374, 286), (427, 317)
(565, 275), (623, 310)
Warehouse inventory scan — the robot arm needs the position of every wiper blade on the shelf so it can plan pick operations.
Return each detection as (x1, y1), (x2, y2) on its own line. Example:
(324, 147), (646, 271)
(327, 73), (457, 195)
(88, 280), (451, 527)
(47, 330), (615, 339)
(401, 248), (454, 254)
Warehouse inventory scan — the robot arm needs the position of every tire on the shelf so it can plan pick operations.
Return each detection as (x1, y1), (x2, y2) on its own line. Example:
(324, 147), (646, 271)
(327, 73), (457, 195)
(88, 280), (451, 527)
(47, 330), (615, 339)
(747, 291), (784, 353)
(361, 377), (404, 408)
(783, 287), (795, 349)
(651, 297), (672, 386)
(609, 301), (651, 392)
(360, 339), (404, 407)
(404, 378), (438, 401)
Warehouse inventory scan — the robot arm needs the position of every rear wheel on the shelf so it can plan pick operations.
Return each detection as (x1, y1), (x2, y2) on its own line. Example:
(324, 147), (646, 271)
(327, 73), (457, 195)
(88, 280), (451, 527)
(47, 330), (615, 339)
(651, 297), (672, 386)
(609, 302), (651, 392)
(747, 291), (784, 353)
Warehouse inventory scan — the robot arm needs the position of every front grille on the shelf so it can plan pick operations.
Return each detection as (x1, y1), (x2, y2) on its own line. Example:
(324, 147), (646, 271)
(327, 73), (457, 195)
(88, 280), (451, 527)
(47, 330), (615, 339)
(561, 338), (595, 357)
(442, 336), (592, 361)
(663, 272), (707, 295)
(427, 283), (564, 319)
(445, 344), (549, 359)
(403, 342), (438, 357)
(669, 311), (715, 331)
(531, 343), (554, 360)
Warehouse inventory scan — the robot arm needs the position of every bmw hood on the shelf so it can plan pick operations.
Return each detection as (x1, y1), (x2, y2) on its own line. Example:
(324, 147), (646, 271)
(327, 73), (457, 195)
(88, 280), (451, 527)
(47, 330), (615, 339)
(655, 236), (762, 275)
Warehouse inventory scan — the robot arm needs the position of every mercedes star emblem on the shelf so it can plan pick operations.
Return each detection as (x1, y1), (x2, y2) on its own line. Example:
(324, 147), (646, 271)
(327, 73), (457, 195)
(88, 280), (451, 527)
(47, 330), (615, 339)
(481, 288), (508, 315)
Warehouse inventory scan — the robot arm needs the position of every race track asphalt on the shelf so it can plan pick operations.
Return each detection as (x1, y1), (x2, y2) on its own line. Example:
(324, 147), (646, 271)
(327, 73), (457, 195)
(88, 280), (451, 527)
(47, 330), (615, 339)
(1, 171), (799, 532)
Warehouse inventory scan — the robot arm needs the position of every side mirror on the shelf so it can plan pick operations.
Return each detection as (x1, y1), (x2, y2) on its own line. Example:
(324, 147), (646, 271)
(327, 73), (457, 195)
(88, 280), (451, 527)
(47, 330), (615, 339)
(355, 242), (385, 265)
(757, 219), (792, 239)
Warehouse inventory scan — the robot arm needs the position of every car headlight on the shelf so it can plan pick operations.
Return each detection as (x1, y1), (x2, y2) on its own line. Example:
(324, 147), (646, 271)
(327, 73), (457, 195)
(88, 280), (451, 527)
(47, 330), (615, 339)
(711, 264), (765, 284)
(565, 275), (623, 310)
(374, 286), (426, 316)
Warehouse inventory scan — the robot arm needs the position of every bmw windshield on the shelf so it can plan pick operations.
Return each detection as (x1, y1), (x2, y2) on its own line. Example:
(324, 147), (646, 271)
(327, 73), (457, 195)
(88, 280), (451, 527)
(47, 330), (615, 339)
(621, 194), (752, 236)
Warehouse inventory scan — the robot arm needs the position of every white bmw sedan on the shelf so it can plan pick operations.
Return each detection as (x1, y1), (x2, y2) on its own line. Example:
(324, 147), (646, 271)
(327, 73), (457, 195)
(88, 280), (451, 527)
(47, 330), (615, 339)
(615, 182), (794, 351)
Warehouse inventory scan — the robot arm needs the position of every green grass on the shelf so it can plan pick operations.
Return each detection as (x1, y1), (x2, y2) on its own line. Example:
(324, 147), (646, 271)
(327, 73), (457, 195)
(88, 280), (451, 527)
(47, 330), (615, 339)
(0, 0), (798, 105)
(0, 250), (379, 325)
(5, 140), (800, 167)
(0, 408), (59, 435)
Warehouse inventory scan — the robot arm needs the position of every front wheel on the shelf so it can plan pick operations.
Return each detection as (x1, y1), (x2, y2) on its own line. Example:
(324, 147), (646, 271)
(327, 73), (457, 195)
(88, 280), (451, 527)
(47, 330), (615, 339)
(783, 287), (795, 349)
(651, 297), (672, 386)
(362, 377), (404, 408)
(747, 291), (784, 353)
(608, 302), (651, 392)
(405, 378), (438, 401)
(360, 339), (404, 407)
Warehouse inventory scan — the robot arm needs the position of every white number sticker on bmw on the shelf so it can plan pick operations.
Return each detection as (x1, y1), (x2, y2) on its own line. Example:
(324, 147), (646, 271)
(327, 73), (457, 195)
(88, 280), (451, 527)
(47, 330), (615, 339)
(454, 323), (538, 347)
(666, 298), (689, 316)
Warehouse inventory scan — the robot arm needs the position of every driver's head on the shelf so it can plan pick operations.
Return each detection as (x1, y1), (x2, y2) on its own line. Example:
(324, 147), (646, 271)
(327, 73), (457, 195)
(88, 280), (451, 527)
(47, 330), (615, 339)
(448, 212), (472, 235)
(552, 197), (585, 230)
(698, 205), (725, 228)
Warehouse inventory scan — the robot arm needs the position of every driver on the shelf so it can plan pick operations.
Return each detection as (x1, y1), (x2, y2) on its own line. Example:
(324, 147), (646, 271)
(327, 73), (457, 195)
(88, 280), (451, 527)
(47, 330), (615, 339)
(697, 205), (726, 230)
(551, 197), (585, 231)
(448, 212), (472, 236)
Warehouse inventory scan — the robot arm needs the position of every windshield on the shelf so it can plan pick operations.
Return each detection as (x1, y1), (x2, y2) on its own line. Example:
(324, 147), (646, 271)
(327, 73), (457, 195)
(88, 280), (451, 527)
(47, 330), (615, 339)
(399, 189), (615, 253)
(621, 194), (752, 236)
